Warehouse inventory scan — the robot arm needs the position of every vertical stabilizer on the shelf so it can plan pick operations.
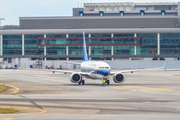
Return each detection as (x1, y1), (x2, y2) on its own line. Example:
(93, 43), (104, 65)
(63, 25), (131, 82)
(83, 31), (89, 61)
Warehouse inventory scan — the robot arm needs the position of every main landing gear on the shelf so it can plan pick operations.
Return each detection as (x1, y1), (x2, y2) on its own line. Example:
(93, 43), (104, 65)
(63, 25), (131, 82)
(79, 80), (85, 85)
(106, 80), (110, 85)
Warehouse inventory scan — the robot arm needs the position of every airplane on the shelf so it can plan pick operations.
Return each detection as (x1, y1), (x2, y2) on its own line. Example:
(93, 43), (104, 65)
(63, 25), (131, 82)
(52, 32), (167, 85)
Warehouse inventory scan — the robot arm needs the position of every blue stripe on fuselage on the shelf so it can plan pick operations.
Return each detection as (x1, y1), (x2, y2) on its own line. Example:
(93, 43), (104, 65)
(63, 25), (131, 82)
(81, 69), (110, 76)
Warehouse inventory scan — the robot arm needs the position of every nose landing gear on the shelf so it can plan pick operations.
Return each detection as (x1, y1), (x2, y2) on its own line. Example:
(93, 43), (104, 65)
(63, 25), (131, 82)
(102, 79), (110, 86)
(106, 80), (110, 85)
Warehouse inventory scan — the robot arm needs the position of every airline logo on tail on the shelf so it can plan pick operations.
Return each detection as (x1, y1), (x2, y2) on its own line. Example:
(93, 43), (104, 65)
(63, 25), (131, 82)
(83, 31), (89, 61)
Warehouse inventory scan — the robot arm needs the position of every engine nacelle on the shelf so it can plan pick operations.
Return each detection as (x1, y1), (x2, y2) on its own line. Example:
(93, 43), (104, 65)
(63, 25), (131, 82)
(113, 73), (124, 83)
(70, 73), (82, 83)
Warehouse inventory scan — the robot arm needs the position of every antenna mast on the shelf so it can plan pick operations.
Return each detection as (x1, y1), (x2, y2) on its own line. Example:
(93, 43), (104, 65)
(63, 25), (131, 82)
(0, 18), (5, 29)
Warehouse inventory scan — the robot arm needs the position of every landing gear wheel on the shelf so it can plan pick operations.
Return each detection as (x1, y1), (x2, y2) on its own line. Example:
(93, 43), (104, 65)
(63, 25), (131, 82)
(106, 80), (110, 85)
(78, 80), (85, 85)
(82, 80), (85, 85)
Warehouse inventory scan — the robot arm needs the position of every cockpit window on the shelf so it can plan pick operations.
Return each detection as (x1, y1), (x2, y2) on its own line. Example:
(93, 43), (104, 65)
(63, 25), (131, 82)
(100, 67), (109, 69)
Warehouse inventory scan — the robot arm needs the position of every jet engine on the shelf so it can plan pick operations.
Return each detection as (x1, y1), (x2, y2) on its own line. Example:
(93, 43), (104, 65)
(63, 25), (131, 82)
(70, 73), (82, 83)
(113, 73), (124, 83)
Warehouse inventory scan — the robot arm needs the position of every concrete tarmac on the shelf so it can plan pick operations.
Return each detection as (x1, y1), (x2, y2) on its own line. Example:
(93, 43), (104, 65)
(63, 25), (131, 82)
(0, 69), (180, 120)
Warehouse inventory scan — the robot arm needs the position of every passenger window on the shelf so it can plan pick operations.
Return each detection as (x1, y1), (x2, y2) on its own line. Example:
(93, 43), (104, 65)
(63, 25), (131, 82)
(100, 67), (109, 69)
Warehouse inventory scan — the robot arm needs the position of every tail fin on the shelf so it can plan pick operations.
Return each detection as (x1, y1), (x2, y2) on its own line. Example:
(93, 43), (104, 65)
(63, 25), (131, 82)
(83, 31), (89, 61)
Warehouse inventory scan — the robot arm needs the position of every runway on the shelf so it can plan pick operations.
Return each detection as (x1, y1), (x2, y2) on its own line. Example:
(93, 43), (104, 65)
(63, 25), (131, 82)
(0, 69), (180, 120)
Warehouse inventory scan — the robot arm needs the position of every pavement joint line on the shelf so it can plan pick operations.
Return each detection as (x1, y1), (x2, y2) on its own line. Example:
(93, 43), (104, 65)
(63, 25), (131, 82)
(0, 105), (46, 114)
(0, 83), (20, 94)
(144, 101), (180, 105)
(46, 77), (60, 78)
(38, 77), (60, 79)
(19, 95), (44, 110)
(37, 72), (64, 74)
(37, 77), (67, 82)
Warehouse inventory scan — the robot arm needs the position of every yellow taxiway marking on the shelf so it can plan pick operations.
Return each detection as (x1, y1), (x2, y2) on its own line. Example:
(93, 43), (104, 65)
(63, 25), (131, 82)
(0, 105), (46, 114)
(0, 118), (14, 120)
(0, 84), (20, 94)
(145, 101), (180, 105)
(133, 90), (137, 92)
(141, 88), (172, 91)
(113, 86), (140, 88)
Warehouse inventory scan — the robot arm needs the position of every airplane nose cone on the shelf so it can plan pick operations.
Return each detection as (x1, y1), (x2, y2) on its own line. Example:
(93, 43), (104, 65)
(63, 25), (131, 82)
(103, 70), (110, 76)
(107, 71), (110, 75)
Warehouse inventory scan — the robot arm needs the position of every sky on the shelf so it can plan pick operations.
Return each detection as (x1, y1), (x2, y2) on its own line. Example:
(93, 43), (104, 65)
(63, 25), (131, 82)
(0, 0), (177, 26)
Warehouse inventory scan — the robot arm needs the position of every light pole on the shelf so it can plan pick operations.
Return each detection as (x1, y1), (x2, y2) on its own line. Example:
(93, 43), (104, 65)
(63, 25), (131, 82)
(0, 18), (5, 29)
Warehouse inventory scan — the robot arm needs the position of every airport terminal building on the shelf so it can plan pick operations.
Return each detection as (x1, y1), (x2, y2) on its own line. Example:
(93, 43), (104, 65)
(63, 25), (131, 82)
(0, 2), (180, 68)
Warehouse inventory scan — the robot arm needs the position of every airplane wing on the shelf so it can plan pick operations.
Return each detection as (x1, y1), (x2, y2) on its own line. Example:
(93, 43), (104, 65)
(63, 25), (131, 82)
(51, 70), (90, 76)
(51, 70), (74, 74)
(110, 60), (167, 75)
(110, 67), (163, 75)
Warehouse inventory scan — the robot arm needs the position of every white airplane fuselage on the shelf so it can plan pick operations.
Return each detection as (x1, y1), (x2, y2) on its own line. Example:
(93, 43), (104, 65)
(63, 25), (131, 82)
(80, 61), (111, 79)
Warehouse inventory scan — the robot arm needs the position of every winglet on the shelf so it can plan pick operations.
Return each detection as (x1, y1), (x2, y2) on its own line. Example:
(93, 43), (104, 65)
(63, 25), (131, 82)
(83, 31), (89, 61)
(163, 60), (167, 71)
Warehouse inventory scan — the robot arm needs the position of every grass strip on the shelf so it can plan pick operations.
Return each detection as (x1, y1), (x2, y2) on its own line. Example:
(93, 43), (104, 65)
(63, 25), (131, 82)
(0, 108), (18, 114)
(0, 85), (7, 92)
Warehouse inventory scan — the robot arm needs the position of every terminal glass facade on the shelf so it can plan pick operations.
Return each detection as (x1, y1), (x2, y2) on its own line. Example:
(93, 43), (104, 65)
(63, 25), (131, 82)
(47, 46), (66, 55)
(91, 34), (111, 37)
(24, 34), (44, 55)
(114, 46), (134, 55)
(46, 34), (66, 38)
(69, 46), (89, 55)
(137, 33), (157, 55)
(88, 38), (112, 44)
(3, 35), (22, 55)
(160, 33), (180, 55)
(46, 35), (66, 55)
(91, 46), (111, 55)
(113, 34), (135, 55)
(38, 37), (138, 45)
(1, 33), (180, 58)
(68, 39), (82, 44)
(69, 34), (88, 38)
(114, 34), (134, 37)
